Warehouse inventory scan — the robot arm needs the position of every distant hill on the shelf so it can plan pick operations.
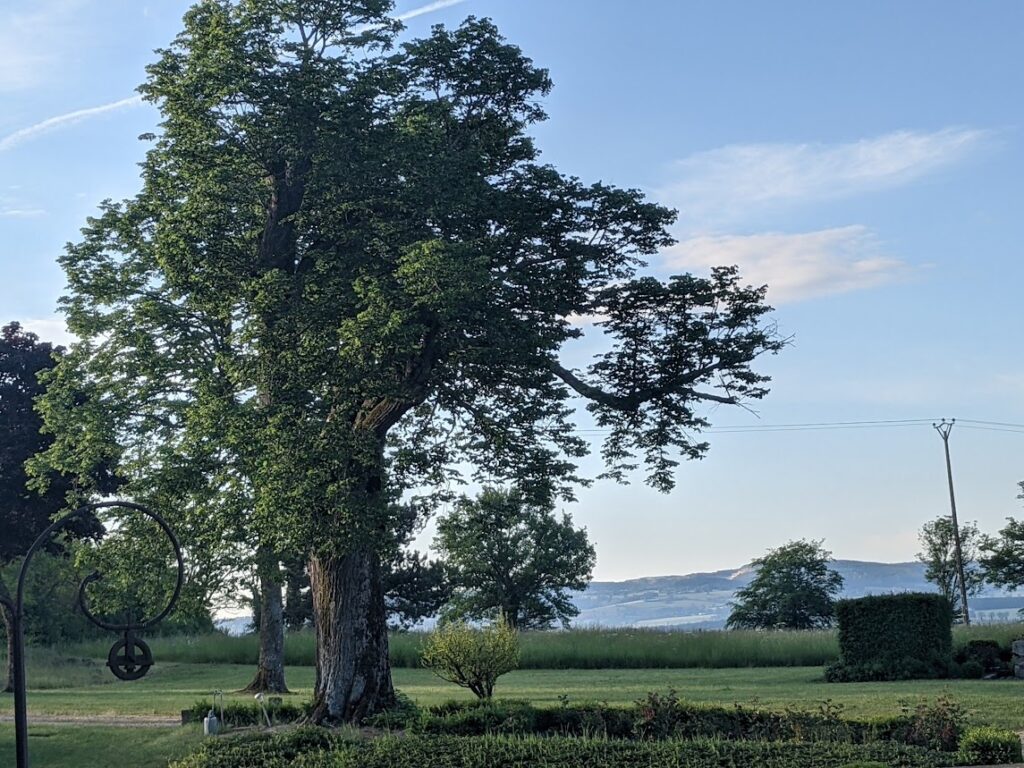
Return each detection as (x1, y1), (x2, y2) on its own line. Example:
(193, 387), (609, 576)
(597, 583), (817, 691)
(216, 559), (1024, 634)
(571, 560), (1024, 629)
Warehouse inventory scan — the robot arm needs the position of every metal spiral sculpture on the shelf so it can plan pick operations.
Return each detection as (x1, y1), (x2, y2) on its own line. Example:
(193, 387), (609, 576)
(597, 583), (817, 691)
(0, 501), (184, 768)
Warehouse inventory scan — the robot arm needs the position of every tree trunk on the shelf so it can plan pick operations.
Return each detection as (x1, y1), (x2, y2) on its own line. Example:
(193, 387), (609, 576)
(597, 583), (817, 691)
(0, 578), (13, 694)
(244, 550), (289, 693)
(307, 548), (394, 724)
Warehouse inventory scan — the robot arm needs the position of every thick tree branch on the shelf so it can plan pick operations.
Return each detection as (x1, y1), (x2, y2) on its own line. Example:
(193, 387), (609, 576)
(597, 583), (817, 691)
(547, 359), (729, 411)
(690, 390), (738, 405)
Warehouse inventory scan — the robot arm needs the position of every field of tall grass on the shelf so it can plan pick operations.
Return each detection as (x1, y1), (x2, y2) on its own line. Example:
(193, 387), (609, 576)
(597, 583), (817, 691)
(52, 622), (1024, 670)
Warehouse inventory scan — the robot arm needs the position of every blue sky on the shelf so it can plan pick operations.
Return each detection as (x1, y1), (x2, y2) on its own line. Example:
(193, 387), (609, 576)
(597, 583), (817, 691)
(2, 0), (1022, 580)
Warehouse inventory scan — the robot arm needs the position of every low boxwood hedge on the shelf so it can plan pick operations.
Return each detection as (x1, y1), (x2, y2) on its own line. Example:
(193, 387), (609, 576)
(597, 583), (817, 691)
(401, 692), (965, 752)
(174, 730), (946, 768)
(956, 726), (1023, 766)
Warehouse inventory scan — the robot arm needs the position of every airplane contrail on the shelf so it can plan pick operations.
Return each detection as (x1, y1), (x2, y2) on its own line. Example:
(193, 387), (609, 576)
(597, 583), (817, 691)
(0, 95), (143, 153)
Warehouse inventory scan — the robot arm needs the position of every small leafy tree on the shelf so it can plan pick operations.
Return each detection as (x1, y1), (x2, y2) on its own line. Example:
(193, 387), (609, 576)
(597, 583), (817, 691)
(421, 619), (519, 699)
(435, 488), (595, 629)
(727, 540), (844, 630)
(980, 484), (1024, 591)
(917, 516), (985, 623)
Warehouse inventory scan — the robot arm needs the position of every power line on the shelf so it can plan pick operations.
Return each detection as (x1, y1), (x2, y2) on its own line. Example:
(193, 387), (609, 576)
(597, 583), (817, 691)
(571, 417), (1024, 436)
(958, 424), (1024, 435)
(959, 418), (1024, 429)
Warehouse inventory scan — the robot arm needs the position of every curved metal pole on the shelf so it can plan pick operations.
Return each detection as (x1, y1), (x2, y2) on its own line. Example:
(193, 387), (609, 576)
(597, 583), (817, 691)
(7, 501), (184, 768)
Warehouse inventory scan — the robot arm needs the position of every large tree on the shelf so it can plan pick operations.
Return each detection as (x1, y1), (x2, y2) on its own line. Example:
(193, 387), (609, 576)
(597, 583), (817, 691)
(917, 515), (985, 623)
(37, 1), (783, 722)
(0, 322), (106, 691)
(435, 488), (594, 629)
(727, 540), (844, 630)
(980, 482), (1024, 591)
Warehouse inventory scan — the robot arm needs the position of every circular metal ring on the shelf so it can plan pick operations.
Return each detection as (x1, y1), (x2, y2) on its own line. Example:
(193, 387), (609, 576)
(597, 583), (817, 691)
(70, 502), (185, 632)
(106, 635), (154, 681)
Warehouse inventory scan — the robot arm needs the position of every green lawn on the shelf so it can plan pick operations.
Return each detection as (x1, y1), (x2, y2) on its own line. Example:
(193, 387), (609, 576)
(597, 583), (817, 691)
(0, 724), (202, 768)
(3, 662), (1023, 729)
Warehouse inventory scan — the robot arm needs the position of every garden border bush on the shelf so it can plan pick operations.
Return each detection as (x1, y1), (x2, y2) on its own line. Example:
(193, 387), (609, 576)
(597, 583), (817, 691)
(384, 691), (968, 753)
(173, 729), (948, 768)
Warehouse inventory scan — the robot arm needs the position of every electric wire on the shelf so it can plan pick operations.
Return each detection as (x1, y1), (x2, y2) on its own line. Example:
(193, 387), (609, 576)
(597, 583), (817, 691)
(570, 417), (1024, 437)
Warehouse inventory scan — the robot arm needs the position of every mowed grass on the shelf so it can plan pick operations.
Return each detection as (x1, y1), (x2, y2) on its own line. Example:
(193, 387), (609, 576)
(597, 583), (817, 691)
(0, 724), (202, 768)
(3, 662), (1024, 730)
(58, 623), (1024, 669)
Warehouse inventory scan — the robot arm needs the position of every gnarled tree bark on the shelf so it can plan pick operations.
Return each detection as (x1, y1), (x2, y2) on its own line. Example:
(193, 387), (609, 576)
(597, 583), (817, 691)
(307, 548), (394, 723)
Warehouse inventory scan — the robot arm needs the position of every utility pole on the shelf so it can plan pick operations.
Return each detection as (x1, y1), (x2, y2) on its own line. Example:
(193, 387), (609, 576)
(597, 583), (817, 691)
(933, 419), (970, 626)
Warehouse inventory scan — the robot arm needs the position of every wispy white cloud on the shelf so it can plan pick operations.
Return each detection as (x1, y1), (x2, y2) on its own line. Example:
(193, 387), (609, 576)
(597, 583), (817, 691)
(20, 316), (75, 347)
(0, 0), (87, 91)
(0, 208), (46, 218)
(353, 0), (469, 34)
(658, 128), (991, 225)
(396, 0), (469, 22)
(665, 226), (910, 304)
(0, 96), (144, 153)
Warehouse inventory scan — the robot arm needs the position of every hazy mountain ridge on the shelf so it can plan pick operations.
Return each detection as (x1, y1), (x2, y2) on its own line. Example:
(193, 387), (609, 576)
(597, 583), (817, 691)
(217, 560), (1024, 634)
(572, 560), (1024, 629)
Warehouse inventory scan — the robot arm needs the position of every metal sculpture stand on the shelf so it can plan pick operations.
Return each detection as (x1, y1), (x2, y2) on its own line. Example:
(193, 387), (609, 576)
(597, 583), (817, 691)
(0, 501), (184, 768)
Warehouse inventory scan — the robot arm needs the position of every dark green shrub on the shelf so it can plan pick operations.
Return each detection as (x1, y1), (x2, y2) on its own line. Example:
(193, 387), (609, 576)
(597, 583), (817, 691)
(956, 726), (1023, 766)
(829, 594), (953, 681)
(171, 728), (342, 768)
(895, 696), (966, 753)
(413, 700), (538, 735)
(953, 639), (1012, 677)
(177, 731), (945, 768)
(536, 701), (635, 738)
(409, 691), (965, 751)
(364, 692), (421, 730)
(958, 660), (984, 679)
(633, 688), (683, 740)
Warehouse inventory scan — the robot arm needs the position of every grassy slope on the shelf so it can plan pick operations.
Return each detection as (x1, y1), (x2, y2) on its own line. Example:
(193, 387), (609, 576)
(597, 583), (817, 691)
(2, 663), (1023, 729)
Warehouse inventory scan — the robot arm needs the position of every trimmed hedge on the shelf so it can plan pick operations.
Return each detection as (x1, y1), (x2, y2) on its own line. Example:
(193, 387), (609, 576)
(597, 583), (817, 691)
(827, 594), (953, 682)
(956, 726), (1023, 766)
(404, 694), (965, 752)
(173, 730), (946, 768)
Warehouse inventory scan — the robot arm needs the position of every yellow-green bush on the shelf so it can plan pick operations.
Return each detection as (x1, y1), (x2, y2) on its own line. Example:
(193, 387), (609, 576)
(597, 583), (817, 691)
(421, 620), (520, 699)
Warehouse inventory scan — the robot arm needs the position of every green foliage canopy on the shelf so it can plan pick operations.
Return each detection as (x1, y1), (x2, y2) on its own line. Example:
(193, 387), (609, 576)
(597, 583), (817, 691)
(435, 488), (595, 629)
(727, 540), (844, 630)
(979, 484), (1024, 591)
(0, 322), (106, 566)
(37, 2), (783, 556)
(34, 0), (783, 719)
(916, 515), (984, 623)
